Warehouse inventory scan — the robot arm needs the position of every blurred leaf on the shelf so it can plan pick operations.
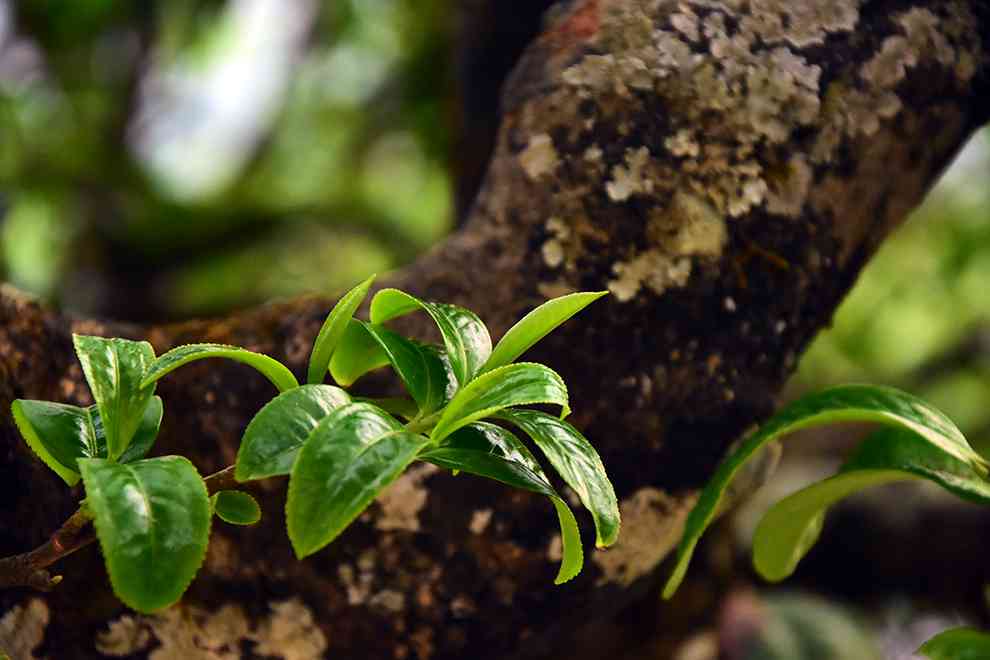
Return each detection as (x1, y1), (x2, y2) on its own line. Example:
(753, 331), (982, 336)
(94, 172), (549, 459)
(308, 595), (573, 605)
(918, 627), (990, 659)
(663, 384), (986, 599)
(211, 490), (261, 526)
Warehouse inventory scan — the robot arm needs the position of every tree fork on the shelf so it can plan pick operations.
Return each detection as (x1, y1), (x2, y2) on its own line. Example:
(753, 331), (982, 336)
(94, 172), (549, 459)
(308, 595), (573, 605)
(1, 1), (988, 658)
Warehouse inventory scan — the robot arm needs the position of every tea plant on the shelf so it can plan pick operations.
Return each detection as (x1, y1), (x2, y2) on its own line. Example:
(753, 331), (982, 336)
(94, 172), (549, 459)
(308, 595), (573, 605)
(660, 384), (990, 657)
(3, 278), (619, 613)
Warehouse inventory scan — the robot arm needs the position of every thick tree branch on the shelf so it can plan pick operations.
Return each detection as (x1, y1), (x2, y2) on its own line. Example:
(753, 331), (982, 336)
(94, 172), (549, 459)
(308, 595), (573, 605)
(1, 1), (988, 658)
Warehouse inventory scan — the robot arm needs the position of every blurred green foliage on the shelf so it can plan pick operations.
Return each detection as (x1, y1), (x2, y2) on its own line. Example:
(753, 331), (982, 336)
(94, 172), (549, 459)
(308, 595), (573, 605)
(0, 0), (452, 319)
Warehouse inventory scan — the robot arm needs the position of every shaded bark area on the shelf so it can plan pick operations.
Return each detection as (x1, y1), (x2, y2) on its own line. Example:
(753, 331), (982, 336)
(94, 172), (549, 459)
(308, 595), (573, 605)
(2, 1), (989, 658)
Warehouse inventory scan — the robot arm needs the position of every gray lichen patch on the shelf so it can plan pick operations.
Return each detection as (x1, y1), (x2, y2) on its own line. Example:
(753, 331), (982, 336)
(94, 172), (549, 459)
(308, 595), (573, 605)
(96, 599), (327, 660)
(0, 598), (49, 660)
(517, 134), (559, 181)
(376, 463), (438, 532)
(593, 488), (697, 587)
(606, 147), (653, 201)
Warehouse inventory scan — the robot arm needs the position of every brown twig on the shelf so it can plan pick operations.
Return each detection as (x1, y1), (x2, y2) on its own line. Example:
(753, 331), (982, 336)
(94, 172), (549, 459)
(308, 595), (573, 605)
(0, 464), (242, 592)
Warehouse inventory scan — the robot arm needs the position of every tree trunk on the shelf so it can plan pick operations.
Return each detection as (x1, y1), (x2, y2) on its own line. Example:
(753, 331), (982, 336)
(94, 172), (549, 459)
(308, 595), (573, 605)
(2, 1), (988, 658)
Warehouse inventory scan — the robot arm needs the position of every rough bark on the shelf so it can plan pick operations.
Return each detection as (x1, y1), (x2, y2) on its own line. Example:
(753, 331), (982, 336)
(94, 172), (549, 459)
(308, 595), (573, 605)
(2, 1), (989, 658)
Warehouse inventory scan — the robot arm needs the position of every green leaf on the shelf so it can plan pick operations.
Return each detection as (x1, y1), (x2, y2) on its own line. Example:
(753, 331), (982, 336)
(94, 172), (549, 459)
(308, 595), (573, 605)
(419, 422), (583, 584)
(286, 403), (429, 558)
(12, 400), (100, 486)
(12, 396), (164, 485)
(211, 490), (262, 525)
(79, 456), (211, 613)
(235, 384), (351, 481)
(662, 384), (987, 599)
(481, 291), (607, 373)
(752, 427), (990, 582)
(140, 343), (299, 393)
(355, 397), (420, 421)
(118, 396), (164, 464)
(370, 288), (492, 385)
(918, 627), (990, 659)
(360, 323), (450, 414)
(496, 409), (620, 547)
(307, 275), (375, 385)
(329, 319), (391, 386)
(73, 335), (156, 461)
(430, 363), (569, 444)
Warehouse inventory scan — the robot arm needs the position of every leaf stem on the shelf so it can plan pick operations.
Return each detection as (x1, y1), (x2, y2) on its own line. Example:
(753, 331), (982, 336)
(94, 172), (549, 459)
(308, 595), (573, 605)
(0, 464), (243, 592)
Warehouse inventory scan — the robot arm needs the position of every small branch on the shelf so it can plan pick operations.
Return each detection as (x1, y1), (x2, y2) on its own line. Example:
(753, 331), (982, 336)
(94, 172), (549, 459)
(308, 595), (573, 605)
(0, 464), (245, 592)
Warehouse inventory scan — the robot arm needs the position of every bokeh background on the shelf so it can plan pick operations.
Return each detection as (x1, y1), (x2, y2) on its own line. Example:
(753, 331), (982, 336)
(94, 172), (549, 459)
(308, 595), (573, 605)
(1, 1), (988, 658)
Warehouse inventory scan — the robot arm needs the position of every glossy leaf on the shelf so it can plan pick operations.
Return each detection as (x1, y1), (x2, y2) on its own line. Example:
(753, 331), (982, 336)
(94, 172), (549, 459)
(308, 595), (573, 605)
(287, 403), (428, 558)
(355, 397), (420, 420)
(329, 320), (390, 386)
(307, 275), (375, 385)
(497, 409), (619, 547)
(918, 627), (990, 659)
(481, 291), (607, 373)
(662, 384), (987, 599)
(430, 363), (570, 443)
(13, 396), (163, 485)
(140, 343), (299, 393)
(235, 384), (351, 481)
(117, 397), (165, 464)
(79, 456), (211, 613)
(752, 428), (990, 582)
(12, 400), (100, 486)
(211, 490), (262, 526)
(420, 423), (583, 583)
(360, 323), (450, 414)
(73, 335), (156, 461)
(370, 288), (492, 385)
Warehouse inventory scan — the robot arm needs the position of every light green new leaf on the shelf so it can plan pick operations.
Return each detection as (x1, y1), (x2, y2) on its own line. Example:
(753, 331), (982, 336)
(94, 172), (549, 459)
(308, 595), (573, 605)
(360, 323), (450, 414)
(329, 320), (390, 386)
(370, 288), (492, 385)
(140, 343), (298, 393)
(430, 363), (570, 443)
(235, 384), (351, 481)
(918, 627), (990, 659)
(420, 422), (583, 583)
(307, 275), (375, 385)
(13, 396), (163, 485)
(481, 291), (607, 373)
(662, 384), (986, 599)
(79, 456), (211, 613)
(117, 396), (164, 464)
(211, 490), (262, 525)
(287, 403), (429, 558)
(73, 335), (156, 461)
(752, 427), (990, 582)
(496, 409), (619, 547)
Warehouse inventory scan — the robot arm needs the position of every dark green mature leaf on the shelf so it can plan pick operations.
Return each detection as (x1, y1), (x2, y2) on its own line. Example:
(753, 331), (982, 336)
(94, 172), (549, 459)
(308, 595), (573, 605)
(235, 384), (351, 481)
(287, 403), (429, 558)
(430, 363), (570, 443)
(420, 422), (583, 583)
(360, 323), (450, 414)
(329, 320), (390, 386)
(481, 291), (607, 374)
(307, 275), (375, 385)
(73, 335), (156, 461)
(497, 409), (619, 547)
(211, 490), (262, 526)
(370, 288), (492, 386)
(140, 343), (299, 393)
(663, 384), (988, 599)
(13, 396), (164, 485)
(918, 627), (990, 659)
(752, 428), (990, 582)
(79, 456), (211, 613)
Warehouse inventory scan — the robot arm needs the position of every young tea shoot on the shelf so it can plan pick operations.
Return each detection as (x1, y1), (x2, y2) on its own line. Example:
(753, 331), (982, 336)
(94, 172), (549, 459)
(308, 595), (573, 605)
(9, 279), (618, 613)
